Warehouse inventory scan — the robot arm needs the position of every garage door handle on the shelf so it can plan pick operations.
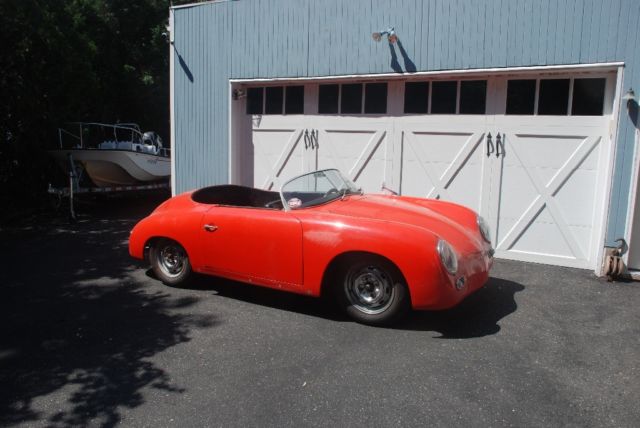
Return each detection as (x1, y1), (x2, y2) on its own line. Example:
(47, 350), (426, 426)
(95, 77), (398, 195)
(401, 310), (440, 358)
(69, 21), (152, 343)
(486, 133), (494, 157)
(496, 133), (505, 158)
(203, 224), (218, 232)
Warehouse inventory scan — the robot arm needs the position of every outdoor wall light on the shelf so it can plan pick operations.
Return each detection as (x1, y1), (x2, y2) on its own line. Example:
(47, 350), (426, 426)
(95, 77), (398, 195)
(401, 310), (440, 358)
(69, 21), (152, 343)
(372, 27), (398, 44)
(623, 87), (636, 103)
(232, 89), (246, 100)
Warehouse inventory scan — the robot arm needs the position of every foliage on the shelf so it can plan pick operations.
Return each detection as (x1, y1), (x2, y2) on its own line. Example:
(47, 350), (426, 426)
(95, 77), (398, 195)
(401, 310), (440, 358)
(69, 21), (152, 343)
(0, 0), (191, 221)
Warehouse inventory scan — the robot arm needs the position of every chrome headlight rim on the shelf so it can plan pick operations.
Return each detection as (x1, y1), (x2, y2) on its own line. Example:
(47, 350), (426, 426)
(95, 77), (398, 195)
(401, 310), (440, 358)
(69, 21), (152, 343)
(477, 215), (491, 244)
(437, 239), (458, 276)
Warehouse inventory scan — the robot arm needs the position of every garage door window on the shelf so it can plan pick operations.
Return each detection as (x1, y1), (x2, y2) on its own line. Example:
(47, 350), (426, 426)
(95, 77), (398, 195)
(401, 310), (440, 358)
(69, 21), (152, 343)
(404, 82), (429, 113)
(318, 82), (388, 114)
(246, 87), (264, 114)
(506, 77), (607, 116)
(364, 83), (388, 114)
(341, 83), (363, 114)
(506, 79), (537, 115)
(431, 81), (457, 114)
(318, 84), (339, 114)
(246, 86), (305, 115)
(403, 80), (486, 114)
(285, 86), (304, 114)
(459, 80), (487, 114)
(538, 79), (570, 115)
(265, 87), (284, 114)
(572, 78), (606, 116)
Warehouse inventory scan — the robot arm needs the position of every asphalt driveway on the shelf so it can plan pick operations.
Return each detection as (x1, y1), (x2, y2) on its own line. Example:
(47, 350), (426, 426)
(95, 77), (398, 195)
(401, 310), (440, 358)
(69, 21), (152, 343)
(1, 195), (639, 427)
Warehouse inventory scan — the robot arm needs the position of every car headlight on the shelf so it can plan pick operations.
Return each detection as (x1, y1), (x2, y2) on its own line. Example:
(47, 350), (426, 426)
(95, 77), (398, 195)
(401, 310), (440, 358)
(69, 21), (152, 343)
(477, 215), (491, 243)
(437, 239), (458, 275)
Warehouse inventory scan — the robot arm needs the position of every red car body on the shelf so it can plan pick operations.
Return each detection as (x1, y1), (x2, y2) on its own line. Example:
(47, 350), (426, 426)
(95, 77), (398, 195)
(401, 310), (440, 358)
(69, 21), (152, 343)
(129, 186), (493, 312)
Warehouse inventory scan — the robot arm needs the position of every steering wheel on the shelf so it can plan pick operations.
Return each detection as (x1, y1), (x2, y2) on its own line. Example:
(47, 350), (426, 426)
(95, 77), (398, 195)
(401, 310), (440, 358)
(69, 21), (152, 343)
(323, 188), (340, 198)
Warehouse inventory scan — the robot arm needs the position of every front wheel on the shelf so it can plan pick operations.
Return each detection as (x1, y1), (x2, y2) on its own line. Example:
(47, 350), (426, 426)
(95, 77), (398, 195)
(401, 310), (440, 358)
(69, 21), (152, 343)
(336, 258), (410, 325)
(149, 239), (192, 287)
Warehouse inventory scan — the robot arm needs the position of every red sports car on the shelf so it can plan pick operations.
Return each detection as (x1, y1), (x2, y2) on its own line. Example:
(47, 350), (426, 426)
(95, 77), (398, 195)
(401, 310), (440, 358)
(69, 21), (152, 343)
(129, 169), (494, 325)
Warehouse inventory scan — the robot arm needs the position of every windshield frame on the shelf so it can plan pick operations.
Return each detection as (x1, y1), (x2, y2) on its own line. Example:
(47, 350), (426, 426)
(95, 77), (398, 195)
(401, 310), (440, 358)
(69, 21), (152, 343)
(279, 169), (361, 211)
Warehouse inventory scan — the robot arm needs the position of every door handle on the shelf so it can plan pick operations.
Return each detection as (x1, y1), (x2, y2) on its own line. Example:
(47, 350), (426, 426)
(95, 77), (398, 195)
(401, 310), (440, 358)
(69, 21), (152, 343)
(486, 133), (494, 157)
(203, 224), (218, 232)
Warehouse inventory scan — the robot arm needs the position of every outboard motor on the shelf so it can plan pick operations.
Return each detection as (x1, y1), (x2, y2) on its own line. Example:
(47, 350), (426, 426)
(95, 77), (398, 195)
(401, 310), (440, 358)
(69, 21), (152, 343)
(142, 131), (163, 155)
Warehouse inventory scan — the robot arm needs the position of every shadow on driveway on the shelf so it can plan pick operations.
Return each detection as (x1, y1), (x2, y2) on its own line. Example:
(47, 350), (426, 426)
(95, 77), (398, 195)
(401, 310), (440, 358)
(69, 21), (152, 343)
(401, 277), (524, 337)
(174, 272), (523, 339)
(0, 194), (216, 427)
(0, 193), (524, 426)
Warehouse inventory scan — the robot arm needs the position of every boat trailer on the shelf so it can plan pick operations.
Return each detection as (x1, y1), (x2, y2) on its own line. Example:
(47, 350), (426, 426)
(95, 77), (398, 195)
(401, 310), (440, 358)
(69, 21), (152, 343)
(48, 152), (170, 220)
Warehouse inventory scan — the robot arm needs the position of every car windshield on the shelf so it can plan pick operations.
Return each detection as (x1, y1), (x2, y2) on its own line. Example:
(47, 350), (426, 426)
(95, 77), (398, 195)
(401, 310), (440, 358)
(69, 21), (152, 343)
(280, 169), (361, 209)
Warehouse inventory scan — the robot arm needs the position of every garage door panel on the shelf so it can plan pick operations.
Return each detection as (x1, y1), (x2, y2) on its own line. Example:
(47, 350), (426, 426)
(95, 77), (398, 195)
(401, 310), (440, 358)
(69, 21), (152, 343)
(494, 131), (605, 267)
(506, 135), (592, 184)
(507, 206), (576, 258)
(352, 157), (391, 193)
(443, 151), (485, 211)
(315, 128), (389, 193)
(553, 167), (599, 227)
(321, 130), (376, 159)
(253, 129), (306, 190)
(400, 130), (488, 213)
(406, 131), (476, 166)
(494, 166), (538, 239)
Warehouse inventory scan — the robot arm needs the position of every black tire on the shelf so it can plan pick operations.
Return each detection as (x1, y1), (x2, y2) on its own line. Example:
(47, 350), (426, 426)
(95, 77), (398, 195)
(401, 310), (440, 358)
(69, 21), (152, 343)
(334, 256), (410, 326)
(149, 239), (192, 287)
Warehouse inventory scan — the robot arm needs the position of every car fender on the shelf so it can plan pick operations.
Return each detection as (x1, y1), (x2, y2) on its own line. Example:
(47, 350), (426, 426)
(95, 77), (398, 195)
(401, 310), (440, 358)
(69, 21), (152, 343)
(128, 193), (208, 267)
(295, 211), (448, 307)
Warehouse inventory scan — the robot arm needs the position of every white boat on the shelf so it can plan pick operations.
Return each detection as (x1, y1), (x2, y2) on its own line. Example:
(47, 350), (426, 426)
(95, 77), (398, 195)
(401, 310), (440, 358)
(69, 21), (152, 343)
(49, 122), (170, 187)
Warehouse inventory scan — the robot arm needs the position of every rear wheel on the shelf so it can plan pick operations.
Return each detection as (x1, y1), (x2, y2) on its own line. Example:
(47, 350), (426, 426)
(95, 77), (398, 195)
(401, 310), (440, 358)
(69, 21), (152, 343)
(335, 257), (409, 325)
(149, 239), (192, 286)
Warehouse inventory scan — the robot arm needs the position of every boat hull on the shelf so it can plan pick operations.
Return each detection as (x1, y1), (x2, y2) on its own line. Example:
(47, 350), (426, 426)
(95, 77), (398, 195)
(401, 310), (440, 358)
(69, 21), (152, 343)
(49, 149), (170, 187)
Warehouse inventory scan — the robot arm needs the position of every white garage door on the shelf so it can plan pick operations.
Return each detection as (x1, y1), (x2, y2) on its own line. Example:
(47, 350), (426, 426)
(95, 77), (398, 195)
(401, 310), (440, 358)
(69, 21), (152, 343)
(245, 70), (617, 269)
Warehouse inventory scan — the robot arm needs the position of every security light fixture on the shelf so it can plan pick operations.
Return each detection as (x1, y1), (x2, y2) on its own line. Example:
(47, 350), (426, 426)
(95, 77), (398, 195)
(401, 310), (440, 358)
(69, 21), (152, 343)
(232, 88), (247, 100)
(372, 27), (398, 44)
(622, 87), (636, 102)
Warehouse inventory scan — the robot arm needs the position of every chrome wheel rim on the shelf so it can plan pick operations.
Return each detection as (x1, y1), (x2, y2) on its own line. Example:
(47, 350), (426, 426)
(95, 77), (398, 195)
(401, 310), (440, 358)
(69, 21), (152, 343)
(344, 266), (394, 315)
(157, 244), (187, 278)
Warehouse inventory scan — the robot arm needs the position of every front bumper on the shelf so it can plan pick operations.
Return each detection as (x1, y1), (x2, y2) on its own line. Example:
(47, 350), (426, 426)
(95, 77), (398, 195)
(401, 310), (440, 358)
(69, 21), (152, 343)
(412, 247), (493, 310)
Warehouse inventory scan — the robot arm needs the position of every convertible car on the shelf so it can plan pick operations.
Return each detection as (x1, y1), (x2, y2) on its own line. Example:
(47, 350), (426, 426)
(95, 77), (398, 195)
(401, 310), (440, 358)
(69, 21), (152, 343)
(129, 169), (494, 325)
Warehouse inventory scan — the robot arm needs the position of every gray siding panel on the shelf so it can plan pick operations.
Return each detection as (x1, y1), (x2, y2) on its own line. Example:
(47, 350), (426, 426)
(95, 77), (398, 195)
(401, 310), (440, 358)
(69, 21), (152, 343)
(173, 0), (640, 245)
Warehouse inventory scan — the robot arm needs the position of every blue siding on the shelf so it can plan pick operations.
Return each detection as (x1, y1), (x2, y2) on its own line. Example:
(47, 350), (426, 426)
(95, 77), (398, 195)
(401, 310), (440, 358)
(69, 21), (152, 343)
(172, 0), (640, 245)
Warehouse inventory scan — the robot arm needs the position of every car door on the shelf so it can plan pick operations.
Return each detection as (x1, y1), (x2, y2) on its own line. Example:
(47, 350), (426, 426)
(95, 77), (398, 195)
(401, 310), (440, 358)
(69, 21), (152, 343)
(199, 206), (304, 287)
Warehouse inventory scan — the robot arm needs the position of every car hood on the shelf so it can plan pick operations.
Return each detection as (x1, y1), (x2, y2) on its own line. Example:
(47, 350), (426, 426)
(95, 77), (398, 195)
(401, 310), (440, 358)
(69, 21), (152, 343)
(323, 194), (483, 252)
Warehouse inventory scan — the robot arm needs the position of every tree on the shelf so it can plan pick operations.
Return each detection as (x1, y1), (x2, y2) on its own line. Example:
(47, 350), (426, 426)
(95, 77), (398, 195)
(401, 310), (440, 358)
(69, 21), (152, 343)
(0, 0), (189, 220)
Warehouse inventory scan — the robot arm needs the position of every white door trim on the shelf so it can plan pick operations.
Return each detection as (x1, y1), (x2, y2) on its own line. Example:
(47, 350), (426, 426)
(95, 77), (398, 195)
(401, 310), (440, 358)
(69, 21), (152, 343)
(169, 8), (176, 195)
(229, 62), (624, 84)
(598, 66), (625, 273)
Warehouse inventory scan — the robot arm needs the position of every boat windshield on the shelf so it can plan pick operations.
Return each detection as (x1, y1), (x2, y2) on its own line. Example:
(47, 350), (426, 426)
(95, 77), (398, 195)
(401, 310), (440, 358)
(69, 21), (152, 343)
(280, 169), (362, 210)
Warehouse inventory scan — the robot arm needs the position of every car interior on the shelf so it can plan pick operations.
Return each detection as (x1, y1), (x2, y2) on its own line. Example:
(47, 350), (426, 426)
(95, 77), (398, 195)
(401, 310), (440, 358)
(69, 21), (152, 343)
(191, 185), (284, 209)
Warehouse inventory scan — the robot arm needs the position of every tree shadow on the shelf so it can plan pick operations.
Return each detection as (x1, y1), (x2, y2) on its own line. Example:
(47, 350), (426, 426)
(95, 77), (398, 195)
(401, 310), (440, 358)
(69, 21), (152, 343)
(0, 195), (216, 427)
(175, 273), (523, 338)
